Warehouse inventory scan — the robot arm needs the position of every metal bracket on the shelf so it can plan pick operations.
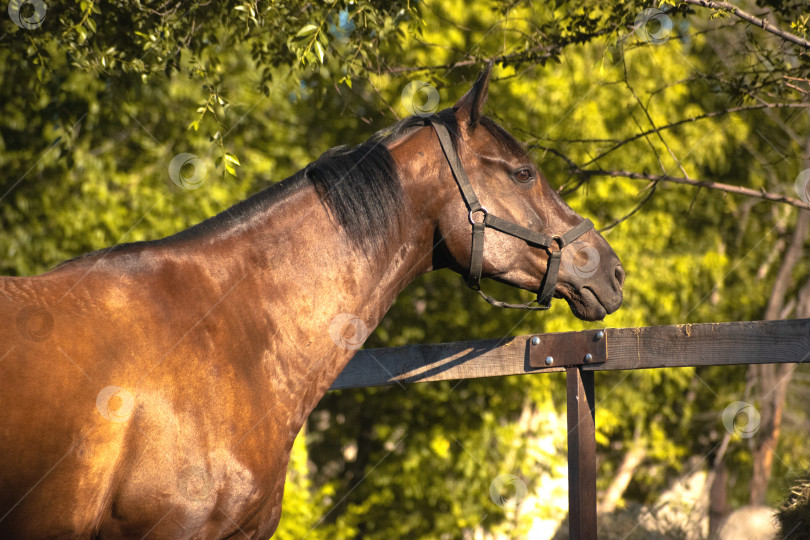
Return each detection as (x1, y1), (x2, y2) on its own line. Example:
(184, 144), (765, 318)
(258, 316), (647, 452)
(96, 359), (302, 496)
(528, 329), (607, 369)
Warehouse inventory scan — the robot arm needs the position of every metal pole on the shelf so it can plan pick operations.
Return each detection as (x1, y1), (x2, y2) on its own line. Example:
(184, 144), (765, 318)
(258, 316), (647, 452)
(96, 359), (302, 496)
(567, 366), (597, 540)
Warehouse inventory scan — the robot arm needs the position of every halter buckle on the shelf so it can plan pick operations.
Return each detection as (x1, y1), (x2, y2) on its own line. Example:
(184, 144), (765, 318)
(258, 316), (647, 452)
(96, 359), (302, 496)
(468, 207), (489, 225)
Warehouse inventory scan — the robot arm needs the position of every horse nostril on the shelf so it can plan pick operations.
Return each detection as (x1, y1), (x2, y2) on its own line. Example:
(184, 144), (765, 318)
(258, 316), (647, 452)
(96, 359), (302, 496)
(614, 264), (626, 289)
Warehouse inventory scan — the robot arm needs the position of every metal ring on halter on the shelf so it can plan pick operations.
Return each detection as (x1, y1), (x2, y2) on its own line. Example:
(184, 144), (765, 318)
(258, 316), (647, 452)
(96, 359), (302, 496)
(549, 235), (564, 252)
(468, 207), (489, 225)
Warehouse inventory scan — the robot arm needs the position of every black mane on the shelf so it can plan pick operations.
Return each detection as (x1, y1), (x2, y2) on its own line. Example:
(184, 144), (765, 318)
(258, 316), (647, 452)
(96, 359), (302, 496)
(304, 107), (460, 252)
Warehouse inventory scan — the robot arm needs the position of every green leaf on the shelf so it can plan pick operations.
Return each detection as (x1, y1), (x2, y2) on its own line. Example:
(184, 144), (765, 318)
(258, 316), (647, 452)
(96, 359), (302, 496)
(224, 153), (241, 166)
(295, 24), (318, 38)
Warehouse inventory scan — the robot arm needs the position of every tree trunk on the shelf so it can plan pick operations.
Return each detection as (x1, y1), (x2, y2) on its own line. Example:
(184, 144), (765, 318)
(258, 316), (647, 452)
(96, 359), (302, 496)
(709, 429), (733, 535)
(748, 209), (809, 505)
(598, 429), (646, 514)
(750, 363), (795, 504)
(709, 462), (730, 537)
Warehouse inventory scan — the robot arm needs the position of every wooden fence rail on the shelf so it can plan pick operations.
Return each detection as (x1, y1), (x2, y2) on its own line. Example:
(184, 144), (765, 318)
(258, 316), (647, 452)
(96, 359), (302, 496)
(331, 318), (810, 539)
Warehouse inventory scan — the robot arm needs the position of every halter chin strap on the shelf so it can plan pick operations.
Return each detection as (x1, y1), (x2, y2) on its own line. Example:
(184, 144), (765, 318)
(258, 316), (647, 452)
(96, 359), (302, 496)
(430, 120), (594, 310)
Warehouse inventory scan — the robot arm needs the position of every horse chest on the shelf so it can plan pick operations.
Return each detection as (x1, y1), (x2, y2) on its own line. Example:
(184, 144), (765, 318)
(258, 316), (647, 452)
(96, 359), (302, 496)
(102, 441), (283, 539)
(95, 389), (290, 539)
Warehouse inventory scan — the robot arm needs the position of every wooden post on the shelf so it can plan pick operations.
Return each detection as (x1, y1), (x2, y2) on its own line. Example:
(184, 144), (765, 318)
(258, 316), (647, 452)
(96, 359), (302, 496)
(567, 366), (597, 540)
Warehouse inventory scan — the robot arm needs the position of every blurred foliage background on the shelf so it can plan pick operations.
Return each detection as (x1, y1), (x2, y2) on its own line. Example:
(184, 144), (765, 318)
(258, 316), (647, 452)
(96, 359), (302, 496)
(1, 0), (809, 538)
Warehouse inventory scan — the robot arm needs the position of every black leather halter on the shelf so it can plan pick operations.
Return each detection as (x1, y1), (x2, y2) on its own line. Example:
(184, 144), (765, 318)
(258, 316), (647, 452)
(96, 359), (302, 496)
(430, 120), (594, 310)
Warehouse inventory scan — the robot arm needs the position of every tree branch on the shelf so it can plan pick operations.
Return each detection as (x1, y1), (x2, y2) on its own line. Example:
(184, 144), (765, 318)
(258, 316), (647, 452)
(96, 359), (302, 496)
(384, 28), (614, 75)
(621, 52), (691, 179)
(683, 0), (810, 49)
(580, 169), (810, 211)
(530, 140), (810, 211)
(581, 102), (810, 168)
(385, 48), (553, 74)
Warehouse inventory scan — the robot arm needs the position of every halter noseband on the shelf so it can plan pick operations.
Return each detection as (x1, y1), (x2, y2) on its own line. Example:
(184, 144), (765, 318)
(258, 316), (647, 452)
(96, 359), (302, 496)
(430, 120), (594, 311)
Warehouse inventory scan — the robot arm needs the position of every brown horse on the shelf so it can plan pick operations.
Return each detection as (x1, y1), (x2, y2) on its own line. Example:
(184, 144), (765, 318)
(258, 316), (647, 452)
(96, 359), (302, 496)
(0, 66), (623, 538)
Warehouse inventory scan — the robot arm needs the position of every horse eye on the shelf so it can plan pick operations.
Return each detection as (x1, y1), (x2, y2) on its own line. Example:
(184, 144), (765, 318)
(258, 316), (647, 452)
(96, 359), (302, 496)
(514, 168), (533, 183)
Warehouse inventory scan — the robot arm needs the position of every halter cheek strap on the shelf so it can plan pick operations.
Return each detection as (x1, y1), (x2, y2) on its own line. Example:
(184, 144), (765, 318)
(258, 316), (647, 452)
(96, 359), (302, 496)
(430, 120), (594, 310)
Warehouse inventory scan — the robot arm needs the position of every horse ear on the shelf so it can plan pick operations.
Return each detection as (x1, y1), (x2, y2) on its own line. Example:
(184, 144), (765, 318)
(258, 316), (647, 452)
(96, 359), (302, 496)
(454, 61), (493, 128)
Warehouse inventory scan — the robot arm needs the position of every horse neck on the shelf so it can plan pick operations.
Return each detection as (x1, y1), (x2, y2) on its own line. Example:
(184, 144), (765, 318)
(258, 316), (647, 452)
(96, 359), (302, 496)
(183, 144), (444, 434)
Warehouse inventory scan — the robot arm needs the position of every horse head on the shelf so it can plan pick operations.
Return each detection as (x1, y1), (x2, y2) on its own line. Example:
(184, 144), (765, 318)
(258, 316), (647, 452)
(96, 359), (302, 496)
(409, 65), (624, 321)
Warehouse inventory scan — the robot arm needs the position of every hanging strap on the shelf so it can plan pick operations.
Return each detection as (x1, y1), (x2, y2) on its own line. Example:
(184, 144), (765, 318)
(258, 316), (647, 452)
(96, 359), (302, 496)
(468, 220), (485, 287)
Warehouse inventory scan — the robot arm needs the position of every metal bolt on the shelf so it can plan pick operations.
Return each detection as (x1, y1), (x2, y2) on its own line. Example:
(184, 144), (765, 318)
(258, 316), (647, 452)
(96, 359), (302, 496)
(531, 336), (540, 346)
(544, 356), (554, 366)
(584, 353), (593, 363)
(596, 330), (605, 340)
